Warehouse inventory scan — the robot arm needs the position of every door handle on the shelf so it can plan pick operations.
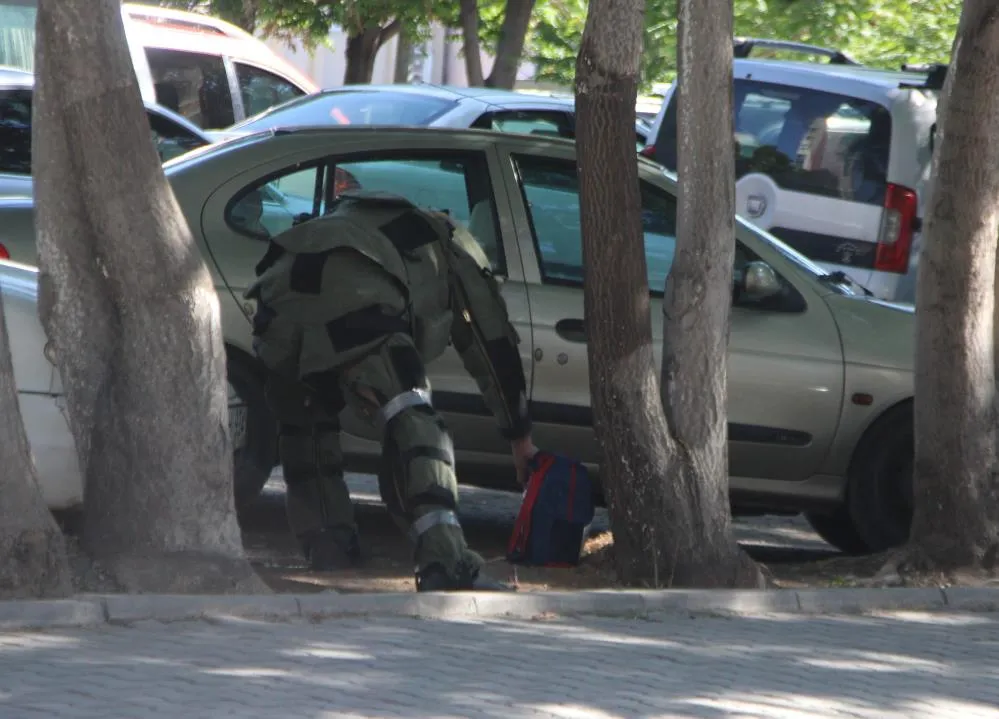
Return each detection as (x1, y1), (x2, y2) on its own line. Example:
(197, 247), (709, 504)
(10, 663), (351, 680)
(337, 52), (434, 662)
(555, 318), (587, 343)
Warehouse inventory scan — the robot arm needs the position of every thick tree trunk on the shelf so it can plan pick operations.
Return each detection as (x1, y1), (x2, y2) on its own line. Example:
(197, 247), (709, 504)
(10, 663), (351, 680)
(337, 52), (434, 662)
(459, 0), (485, 86)
(0, 292), (73, 599)
(31, 0), (266, 594)
(344, 20), (401, 85)
(484, 0), (536, 89)
(660, 0), (762, 586)
(575, 0), (762, 588)
(902, 0), (999, 572)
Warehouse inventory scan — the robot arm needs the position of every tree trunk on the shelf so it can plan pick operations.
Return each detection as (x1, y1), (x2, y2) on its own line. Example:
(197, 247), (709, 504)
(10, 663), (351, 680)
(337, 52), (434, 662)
(31, 0), (266, 594)
(902, 0), (999, 572)
(665, 0), (763, 586)
(0, 291), (73, 599)
(484, 0), (536, 89)
(459, 0), (485, 86)
(575, 0), (762, 588)
(394, 27), (413, 83)
(344, 20), (401, 85)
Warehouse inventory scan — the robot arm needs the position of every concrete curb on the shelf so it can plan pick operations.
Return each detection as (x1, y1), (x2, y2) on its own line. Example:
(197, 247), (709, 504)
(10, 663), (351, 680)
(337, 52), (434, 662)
(3, 586), (998, 631)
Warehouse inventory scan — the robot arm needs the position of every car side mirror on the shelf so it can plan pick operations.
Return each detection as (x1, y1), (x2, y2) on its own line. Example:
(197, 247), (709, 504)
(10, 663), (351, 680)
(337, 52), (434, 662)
(737, 260), (782, 300)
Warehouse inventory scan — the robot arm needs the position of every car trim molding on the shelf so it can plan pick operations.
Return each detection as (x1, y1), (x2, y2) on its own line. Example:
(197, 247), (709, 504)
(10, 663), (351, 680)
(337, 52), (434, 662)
(433, 392), (812, 447)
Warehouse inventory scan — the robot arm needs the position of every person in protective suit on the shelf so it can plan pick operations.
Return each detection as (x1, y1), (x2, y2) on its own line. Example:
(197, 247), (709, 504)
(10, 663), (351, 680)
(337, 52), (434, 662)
(245, 189), (538, 592)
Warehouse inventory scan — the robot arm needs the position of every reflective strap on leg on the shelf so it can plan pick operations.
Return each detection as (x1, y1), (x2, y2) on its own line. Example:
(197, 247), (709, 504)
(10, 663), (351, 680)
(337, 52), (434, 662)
(408, 509), (461, 543)
(379, 387), (433, 426)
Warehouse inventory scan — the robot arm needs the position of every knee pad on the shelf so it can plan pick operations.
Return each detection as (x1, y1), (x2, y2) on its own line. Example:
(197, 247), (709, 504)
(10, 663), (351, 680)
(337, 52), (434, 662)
(385, 406), (458, 516)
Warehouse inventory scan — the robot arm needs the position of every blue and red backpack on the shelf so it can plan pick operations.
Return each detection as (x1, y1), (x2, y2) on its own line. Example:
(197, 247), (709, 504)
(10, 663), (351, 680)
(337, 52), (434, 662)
(506, 451), (595, 567)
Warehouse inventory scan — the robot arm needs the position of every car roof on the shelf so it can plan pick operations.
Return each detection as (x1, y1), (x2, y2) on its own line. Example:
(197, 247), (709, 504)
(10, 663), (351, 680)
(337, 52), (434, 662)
(300, 82), (575, 106)
(164, 123), (664, 175)
(734, 58), (933, 94)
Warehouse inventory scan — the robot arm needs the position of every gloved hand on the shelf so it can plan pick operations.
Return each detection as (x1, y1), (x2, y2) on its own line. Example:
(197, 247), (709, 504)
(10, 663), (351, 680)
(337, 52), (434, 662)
(511, 435), (540, 487)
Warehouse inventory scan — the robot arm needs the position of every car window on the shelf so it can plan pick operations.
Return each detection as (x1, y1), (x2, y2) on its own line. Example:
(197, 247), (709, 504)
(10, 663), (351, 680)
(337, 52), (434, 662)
(511, 154), (677, 290)
(147, 112), (209, 162)
(656, 79), (892, 206)
(226, 89), (458, 133)
(226, 152), (506, 273)
(234, 62), (305, 117)
(146, 47), (234, 129)
(474, 110), (571, 138)
(0, 87), (31, 174)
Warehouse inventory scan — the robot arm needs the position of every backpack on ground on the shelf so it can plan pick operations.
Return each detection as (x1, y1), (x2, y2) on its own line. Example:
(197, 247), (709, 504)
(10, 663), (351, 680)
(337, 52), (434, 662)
(506, 451), (595, 567)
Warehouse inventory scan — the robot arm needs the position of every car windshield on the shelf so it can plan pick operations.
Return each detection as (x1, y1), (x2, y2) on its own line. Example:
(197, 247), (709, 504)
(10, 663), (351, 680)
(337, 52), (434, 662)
(225, 89), (459, 133)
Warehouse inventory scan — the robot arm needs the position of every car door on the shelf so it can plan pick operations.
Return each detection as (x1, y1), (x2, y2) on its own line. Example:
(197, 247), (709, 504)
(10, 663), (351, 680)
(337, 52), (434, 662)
(198, 138), (533, 457)
(499, 143), (845, 485)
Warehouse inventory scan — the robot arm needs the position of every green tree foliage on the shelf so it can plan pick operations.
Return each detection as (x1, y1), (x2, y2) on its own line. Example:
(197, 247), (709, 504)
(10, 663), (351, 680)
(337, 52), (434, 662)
(532, 0), (962, 91)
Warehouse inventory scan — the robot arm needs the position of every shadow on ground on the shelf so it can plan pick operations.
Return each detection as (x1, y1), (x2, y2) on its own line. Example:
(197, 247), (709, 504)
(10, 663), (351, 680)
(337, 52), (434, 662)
(0, 609), (997, 717)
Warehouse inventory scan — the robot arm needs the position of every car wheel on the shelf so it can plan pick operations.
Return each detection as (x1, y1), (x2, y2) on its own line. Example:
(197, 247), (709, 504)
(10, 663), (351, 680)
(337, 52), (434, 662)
(226, 353), (277, 510)
(846, 401), (914, 553)
(804, 508), (870, 555)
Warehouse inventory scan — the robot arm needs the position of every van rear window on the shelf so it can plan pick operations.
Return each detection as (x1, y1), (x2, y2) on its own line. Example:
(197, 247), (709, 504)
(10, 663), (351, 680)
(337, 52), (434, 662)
(657, 79), (892, 206)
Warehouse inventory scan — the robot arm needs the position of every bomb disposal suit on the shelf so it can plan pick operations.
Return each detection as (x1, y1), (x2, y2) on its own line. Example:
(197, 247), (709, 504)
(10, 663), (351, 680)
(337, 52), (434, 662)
(245, 190), (532, 592)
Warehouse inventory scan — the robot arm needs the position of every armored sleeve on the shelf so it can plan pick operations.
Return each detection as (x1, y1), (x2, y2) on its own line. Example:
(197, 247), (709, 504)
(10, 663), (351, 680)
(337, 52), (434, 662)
(446, 234), (532, 441)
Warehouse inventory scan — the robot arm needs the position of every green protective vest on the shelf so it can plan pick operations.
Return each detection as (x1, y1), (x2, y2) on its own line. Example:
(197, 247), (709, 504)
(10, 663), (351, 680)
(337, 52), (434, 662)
(246, 190), (489, 372)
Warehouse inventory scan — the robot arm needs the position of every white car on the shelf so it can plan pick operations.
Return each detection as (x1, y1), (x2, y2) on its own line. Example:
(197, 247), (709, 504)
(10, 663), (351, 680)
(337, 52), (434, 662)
(642, 38), (940, 304)
(1, 259), (79, 508)
(0, 257), (250, 510)
(207, 83), (653, 151)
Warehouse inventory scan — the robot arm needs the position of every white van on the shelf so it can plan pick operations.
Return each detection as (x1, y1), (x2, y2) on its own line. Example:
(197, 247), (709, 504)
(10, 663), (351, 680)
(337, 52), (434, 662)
(0, 1), (320, 130)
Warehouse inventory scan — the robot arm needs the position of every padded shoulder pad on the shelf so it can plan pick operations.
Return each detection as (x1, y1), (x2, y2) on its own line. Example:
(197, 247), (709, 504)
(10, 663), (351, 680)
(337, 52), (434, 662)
(270, 214), (409, 285)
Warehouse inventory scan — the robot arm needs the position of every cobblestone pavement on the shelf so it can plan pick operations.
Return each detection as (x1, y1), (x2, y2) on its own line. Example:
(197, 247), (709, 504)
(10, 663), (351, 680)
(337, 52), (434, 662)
(2, 610), (999, 717)
(271, 473), (835, 555)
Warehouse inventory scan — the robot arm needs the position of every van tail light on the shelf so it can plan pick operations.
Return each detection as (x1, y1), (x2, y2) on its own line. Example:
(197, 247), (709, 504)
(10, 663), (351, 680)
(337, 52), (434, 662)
(0, 243), (9, 260)
(874, 183), (918, 274)
(334, 167), (361, 195)
(639, 144), (656, 159)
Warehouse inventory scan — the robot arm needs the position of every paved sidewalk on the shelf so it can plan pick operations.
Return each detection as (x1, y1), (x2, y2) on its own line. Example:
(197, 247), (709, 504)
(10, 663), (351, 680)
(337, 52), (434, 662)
(2, 611), (999, 718)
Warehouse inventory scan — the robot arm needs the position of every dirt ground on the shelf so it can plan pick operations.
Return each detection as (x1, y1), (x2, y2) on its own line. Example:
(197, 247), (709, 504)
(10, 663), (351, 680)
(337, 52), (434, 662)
(242, 498), (999, 594)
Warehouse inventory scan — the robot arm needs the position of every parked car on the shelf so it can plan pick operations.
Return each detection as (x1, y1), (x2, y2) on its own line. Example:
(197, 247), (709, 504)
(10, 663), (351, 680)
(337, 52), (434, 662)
(206, 83), (652, 151)
(0, 2), (319, 130)
(1, 125), (917, 556)
(641, 38), (941, 304)
(0, 66), (214, 199)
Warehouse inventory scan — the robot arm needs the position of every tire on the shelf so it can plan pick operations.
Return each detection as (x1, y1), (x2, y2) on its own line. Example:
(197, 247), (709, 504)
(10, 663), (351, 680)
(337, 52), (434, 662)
(226, 352), (277, 510)
(805, 508), (870, 555)
(846, 401), (914, 553)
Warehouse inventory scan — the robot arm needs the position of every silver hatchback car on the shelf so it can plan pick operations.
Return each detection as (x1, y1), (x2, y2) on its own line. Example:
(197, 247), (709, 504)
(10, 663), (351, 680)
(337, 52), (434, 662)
(0, 127), (917, 556)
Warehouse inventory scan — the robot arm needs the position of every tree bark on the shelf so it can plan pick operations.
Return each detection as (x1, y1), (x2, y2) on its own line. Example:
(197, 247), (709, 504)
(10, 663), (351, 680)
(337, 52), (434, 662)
(393, 27), (413, 83)
(0, 291), (73, 599)
(901, 0), (999, 572)
(657, 0), (762, 587)
(344, 20), (401, 85)
(31, 0), (267, 594)
(484, 0), (536, 89)
(459, 0), (485, 86)
(575, 0), (762, 588)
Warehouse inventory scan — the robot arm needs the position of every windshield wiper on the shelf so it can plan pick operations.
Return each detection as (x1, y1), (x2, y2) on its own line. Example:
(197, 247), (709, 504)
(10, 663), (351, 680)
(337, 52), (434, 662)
(820, 270), (874, 297)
